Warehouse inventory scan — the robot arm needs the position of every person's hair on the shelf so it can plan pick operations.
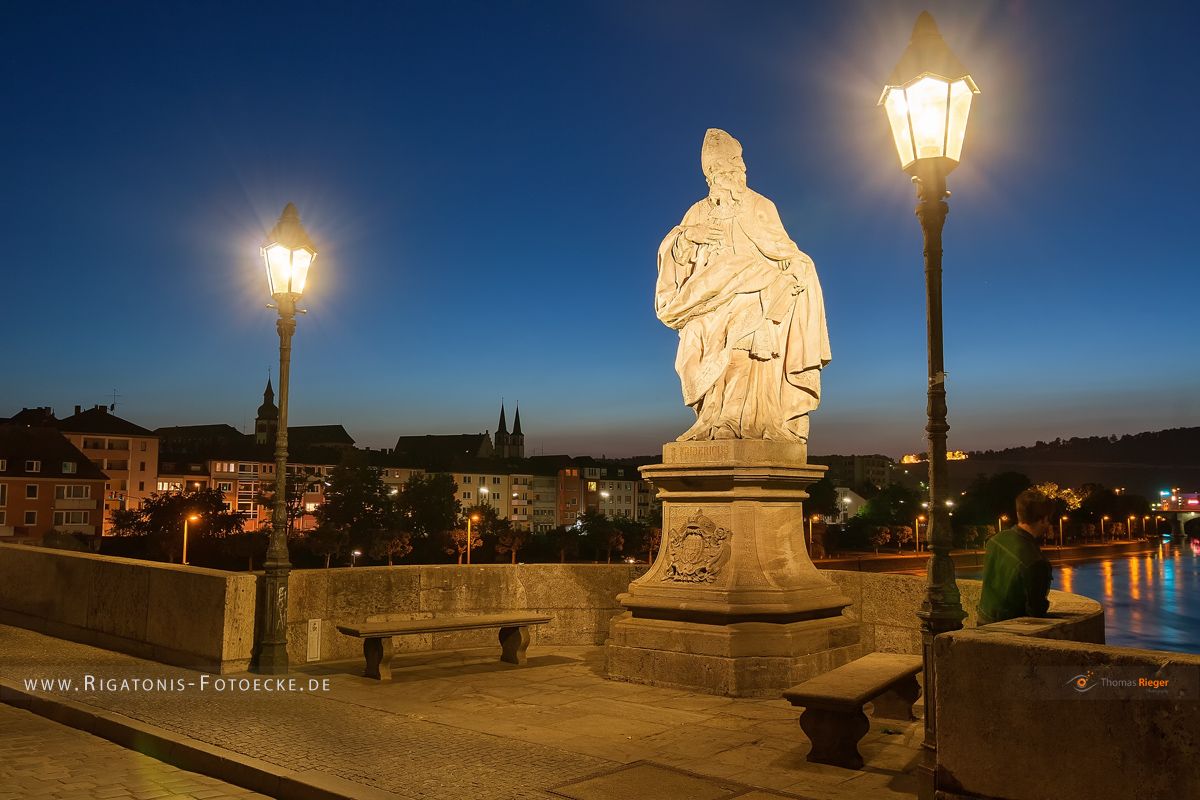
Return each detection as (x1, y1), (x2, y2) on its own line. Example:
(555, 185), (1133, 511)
(1015, 488), (1055, 525)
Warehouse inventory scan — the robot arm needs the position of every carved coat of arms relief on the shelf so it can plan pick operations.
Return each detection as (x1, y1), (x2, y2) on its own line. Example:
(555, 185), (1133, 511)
(663, 510), (731, 583)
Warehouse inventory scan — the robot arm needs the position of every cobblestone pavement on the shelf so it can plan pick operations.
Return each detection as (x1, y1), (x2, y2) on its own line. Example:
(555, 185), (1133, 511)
(0, 624), (920, 799)
(0, 703), (269, 800)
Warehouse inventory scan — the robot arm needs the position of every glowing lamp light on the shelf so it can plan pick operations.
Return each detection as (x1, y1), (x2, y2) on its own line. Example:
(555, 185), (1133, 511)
(879, 12), (979, 174)
(262, 203), (317, 299)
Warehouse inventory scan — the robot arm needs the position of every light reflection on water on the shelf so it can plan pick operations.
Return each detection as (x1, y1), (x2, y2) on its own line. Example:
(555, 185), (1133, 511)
(1054, 542), (1197, 653)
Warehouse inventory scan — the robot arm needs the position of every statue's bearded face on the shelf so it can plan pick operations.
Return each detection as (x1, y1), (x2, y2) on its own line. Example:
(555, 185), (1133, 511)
(708, 155), (747, 197)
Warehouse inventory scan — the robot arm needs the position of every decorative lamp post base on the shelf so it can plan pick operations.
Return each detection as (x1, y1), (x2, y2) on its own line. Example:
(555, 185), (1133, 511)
(605, 440), (862, 697)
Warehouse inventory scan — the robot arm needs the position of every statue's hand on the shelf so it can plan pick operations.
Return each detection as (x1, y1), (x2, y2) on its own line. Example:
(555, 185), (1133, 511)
(685, 224), (724, 245)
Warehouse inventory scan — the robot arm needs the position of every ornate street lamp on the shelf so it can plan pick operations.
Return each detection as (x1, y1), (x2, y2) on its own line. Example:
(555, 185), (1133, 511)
(254, 202), (317, 675)
(880, 12), (978, 798)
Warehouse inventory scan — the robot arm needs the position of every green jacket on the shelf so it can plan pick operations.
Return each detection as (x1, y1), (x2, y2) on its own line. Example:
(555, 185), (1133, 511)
(977, 527), (1052, 625)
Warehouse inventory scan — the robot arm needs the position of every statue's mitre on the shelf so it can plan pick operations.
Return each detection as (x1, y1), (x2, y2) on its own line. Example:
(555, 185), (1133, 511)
(701, 128), (742, 176)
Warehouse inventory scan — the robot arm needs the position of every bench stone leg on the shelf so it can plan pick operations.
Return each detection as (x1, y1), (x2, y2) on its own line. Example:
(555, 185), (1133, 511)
(498, 625), (530, 665)
(871, 674), (921, 721)
(799, 707), (869, 770)
(363, 636), (393, 681)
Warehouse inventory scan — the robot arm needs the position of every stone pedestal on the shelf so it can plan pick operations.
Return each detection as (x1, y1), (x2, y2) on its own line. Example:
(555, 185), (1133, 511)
(605, 440), (862, 697)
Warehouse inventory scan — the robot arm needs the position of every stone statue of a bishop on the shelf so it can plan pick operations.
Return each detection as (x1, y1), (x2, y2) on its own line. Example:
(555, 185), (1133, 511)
(656, 128), (831, 442)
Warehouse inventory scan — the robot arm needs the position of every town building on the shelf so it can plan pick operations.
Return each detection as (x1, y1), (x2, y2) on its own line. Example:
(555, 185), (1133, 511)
(810, 453), (895, 491)
(56, 405), (160, 534)
(0, 425), (108, 542)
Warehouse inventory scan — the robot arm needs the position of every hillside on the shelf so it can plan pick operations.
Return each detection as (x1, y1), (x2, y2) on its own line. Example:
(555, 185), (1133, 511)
(969, 427), (1200, 466)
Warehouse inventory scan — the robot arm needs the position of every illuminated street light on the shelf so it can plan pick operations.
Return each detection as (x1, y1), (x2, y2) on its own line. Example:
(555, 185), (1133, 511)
(351, 549), (362, 567)
(182, 513), (200, 565)
(254, 202), (317, 676)
(1060, 516), (1069, 548)
(998, 514), (1008, 533)
(881, 13), (977, 797)
(466, 513), (481, 565)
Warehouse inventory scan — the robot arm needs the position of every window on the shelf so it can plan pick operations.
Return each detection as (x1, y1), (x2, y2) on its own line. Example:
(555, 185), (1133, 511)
(493, 476), (501, 485)
(138, 482), (144, 491)
(305, 502), (318, 513)
(25, 461), (41, 473)
(0, 484), (5, 505)
(140, 441), (147, 451)
(0, 511), (5, 525)
(106, 459), (128, 471)
(63, 462), (77, 474)
(157, 480), (183, 492)
(214, 462), (235, 473)
(587, 481), (598, 492)
(82, 438), (104, 450)
(26, 485), (38, 499)
(108, 439), (129, 451)
(55, 485), (91, 500)
(463, 491), (472, 500)
(53, 510), (88, 526)
(0, 460), (5, 471)
(217, 482), (233, 492)
(462, 476), (472, 484)
(139, 462), (146, 471)
(24, 510), (37, 525)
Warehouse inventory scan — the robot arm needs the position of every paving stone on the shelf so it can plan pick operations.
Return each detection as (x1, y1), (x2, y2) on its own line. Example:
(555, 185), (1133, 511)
(1, 623), (920, 799)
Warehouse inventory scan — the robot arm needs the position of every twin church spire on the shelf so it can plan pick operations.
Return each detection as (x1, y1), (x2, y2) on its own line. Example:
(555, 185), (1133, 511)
(494, 402), (524, 459)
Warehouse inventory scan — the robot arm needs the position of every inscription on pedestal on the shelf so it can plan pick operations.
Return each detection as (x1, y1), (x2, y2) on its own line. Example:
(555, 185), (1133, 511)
(665, 442), (733, 464)
(664, 511), (731, 583)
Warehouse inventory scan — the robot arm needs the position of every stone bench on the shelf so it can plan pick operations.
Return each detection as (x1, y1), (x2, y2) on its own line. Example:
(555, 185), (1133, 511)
(335, 613), (552, 681)
(782, 652), (923, 769)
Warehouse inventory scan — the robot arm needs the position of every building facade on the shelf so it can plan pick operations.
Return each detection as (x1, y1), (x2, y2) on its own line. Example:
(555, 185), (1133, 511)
(0, 426), (108, 542)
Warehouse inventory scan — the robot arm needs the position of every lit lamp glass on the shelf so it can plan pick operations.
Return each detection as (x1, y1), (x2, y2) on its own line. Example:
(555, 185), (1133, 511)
(262, 203), (317, 300)
(879, 12), (979, 175)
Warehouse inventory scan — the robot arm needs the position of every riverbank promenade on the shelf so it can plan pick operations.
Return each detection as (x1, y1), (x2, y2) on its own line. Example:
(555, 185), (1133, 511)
(0, 624), (920, 800)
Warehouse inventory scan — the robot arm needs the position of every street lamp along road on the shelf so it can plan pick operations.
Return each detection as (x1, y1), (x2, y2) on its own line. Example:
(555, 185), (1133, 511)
(182, 513), (199, 565)
(880, 12), (978, 800)
(466, 513), (480, 565)
(254, 202), (317, 676)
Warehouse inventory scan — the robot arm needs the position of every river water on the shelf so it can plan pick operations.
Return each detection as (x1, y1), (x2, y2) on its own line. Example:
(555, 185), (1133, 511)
(1055, 539), (1200, 653)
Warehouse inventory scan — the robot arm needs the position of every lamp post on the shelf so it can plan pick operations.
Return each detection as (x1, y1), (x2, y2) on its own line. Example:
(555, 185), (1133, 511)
(254, 202), (317, 675)
(466, 513), (480, 565)
(998, 514), (1008, 534)
(1060, 516), (1068, 548)
(1101, 515), (1110, 540)
(182, 513), (199, 565)
(809, 514), (820, 556)
(880, 13), (978, 799)
(916, 515), (926, 552)
(351, 549), (362, 567)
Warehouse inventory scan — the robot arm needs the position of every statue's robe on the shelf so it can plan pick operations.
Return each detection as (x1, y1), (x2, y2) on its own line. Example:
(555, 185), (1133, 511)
(655, 189), (831, 441)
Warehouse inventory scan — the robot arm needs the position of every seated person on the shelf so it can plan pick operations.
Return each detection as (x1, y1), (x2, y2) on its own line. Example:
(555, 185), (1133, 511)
(977, 488), (1054, 625)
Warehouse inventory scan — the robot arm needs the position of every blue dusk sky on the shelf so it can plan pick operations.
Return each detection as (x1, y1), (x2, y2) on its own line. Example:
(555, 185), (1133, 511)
(2, 1), (1196, 458)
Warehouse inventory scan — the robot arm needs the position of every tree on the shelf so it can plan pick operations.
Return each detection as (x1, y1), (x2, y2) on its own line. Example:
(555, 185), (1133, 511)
(805, 476), (839, 518)
(892, 525), (914, 553)
(545, 525), (581, 563)
(255, 472), (311, 536)
(111, 488), (244, 563)
(869, 526), (891, 554)
(443, 527), (483, 564)
(576, 510), (624, 562)
(308, 527), (347, 569)
(398, 473), (460, 539)
(369, 531), (413, 566)
(495, 527), (529, 564)
(858, 485), (920, 526)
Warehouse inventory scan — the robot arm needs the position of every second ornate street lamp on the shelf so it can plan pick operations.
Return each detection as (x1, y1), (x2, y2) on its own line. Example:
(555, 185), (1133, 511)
(880, 12), (978, 798)
(254, 202), (317, 675)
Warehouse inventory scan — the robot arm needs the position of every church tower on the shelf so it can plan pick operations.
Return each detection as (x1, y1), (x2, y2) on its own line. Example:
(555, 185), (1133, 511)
(494, 403), (510, 458)
(510, 404), (525, 459)
(255, 378), (279, 445)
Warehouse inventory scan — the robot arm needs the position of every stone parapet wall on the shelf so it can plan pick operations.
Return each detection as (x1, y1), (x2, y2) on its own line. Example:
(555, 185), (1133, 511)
(290, 564), (647, 665)
(823, 570), (1104, 654)
(0, 543), (255, 673)
(935, 630), (1199, 799)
